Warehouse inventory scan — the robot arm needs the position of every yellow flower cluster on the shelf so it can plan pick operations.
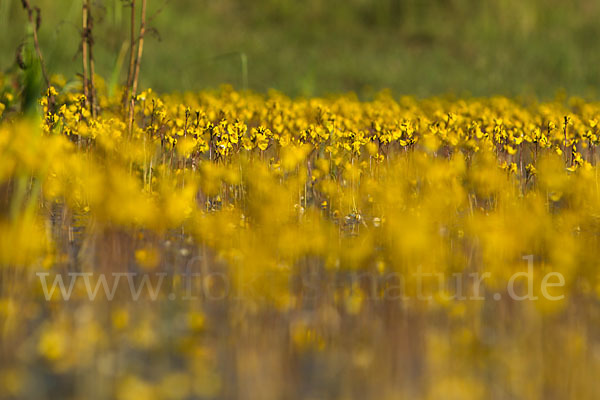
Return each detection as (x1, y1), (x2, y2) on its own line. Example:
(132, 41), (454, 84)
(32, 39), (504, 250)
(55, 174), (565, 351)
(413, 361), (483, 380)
(1, 84), (599, 398)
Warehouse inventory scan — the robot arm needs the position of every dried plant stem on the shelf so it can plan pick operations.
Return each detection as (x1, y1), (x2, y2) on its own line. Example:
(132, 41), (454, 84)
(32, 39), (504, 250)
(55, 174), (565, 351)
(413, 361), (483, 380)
(20, 0), (50, 90)
(131, 0), (147, 101)
(128, 0), (147, 134)
(124, 0), (137, 112)
(87, 0), (98, 117)
(564, 117), (567, 164)
(89, 42), (98, 117)
(82, 0), (90, 110)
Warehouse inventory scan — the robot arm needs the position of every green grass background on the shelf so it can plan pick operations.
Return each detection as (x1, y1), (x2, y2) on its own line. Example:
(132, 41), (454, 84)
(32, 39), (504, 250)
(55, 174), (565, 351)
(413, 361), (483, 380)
(1, 0), (600, 98)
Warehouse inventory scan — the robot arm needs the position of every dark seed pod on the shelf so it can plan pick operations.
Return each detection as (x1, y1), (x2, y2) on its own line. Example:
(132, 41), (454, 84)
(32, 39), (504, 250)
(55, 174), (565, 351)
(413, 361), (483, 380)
(34, 7), (41, 30)
(15, 43), (27, 70)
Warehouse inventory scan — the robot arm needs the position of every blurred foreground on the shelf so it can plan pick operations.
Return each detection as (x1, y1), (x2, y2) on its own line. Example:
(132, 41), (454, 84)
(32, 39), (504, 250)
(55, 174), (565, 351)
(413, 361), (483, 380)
(0, 84), (599, 399)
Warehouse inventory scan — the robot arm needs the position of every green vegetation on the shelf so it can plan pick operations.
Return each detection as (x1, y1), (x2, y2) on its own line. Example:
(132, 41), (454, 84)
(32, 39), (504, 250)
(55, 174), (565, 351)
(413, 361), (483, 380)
(1, 0), (600, 97)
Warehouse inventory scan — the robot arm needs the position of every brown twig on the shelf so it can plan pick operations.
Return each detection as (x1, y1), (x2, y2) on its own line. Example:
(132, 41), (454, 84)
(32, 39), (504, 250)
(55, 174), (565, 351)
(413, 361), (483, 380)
(87, 1), (98, 117)
(20, 0), (51, 90)
(564, 116), (570, 166)
(131, 0), (147, 101)
(123, 0), (137, 112)
(128, 0), (147, 134)
(147, 0), (171, 24)
(82, 0), (90, 110)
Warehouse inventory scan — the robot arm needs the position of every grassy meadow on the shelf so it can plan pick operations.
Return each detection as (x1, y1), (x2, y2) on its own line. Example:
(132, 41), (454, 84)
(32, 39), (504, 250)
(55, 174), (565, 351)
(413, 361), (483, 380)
(2, 0), (600, 97)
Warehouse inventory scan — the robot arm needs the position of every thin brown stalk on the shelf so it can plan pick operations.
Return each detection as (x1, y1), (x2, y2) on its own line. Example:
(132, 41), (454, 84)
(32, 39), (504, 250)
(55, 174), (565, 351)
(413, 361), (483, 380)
(89, 51), (97, 117)
(82, 0), (90, 109)
(128, 0), (147, 135)
(564, 116), (569, 166)
(124, 0), (137, 112)
(87, 1), (97, 117)
(131, 0), (147, 101)
(128, 97), (135, 135)
(20, 1), (50, 90)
